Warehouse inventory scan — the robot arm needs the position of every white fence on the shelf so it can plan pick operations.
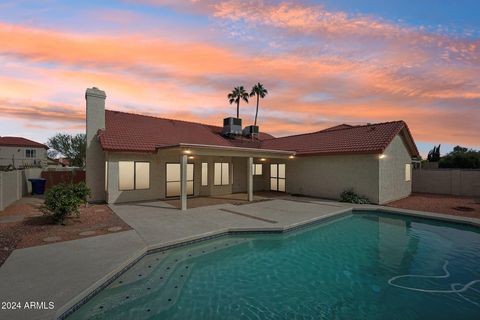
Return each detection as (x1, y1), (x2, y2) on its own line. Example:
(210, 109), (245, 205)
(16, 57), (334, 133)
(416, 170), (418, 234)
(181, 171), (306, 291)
(0, 168), (42, 211)
(412, 169), (480, 197)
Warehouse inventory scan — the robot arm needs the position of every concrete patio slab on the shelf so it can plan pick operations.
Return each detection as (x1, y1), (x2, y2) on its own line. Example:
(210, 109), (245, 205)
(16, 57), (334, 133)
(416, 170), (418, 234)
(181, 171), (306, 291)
(0, 230), (145, 320)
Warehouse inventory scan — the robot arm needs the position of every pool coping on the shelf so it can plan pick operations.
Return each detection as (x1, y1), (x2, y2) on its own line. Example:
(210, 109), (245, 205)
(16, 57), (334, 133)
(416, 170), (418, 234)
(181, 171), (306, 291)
(56, 204), (480, 319)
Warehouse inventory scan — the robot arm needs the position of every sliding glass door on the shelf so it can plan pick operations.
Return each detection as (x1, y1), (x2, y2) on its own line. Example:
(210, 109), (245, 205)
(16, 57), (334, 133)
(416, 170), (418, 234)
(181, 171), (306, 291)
(166, 163), (194, 197)
(270, 164), (286, 192)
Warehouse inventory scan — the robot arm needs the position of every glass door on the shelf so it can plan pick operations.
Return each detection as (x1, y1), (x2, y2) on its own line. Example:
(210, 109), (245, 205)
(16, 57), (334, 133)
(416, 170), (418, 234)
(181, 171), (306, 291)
(270, 164), (286, 192)
(166, 163), (194, 197)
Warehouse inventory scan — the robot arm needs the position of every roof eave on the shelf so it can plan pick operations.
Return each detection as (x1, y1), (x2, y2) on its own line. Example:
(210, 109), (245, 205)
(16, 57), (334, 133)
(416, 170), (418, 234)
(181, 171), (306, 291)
(157, 143), (296, 155)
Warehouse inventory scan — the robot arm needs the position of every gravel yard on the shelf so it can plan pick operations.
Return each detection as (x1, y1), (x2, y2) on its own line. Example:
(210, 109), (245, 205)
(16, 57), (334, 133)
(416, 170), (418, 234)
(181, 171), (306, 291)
(0, 197), (130, 266)
(386, 193), (480, 219)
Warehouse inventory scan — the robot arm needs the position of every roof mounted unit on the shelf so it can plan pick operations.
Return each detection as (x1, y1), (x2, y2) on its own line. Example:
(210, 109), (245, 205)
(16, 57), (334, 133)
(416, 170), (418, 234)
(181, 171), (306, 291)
(242, 125), (259, 138)
(222, 117), (242, 137)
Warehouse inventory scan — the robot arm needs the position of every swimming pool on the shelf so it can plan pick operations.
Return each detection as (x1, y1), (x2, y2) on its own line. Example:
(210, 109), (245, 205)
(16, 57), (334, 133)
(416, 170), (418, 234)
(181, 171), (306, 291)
(69, 211), (480, 319)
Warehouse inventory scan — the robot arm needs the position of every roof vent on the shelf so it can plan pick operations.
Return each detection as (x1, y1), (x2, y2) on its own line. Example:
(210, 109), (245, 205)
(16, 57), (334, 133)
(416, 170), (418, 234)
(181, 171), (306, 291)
(222, 117), (243, 137)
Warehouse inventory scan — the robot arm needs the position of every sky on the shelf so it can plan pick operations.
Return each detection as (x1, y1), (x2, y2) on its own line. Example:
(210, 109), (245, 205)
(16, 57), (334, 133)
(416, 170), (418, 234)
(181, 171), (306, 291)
(0, 0), (479, 157)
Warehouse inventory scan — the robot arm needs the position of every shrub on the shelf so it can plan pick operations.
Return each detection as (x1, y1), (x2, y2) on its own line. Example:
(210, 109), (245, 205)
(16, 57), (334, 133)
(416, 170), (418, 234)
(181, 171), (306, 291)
(42, 183), (91, 224)
(340, 189), (370, 204)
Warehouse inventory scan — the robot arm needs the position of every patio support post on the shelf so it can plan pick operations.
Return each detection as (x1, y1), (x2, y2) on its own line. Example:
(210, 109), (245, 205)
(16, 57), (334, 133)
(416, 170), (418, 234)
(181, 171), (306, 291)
(180, 154), (187, 210)
(247, 157), (253, 202)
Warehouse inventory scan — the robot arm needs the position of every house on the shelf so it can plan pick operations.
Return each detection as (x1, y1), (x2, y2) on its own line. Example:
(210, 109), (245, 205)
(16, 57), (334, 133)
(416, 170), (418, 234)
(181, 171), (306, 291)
(85, 87), (419, 209)
(0, 136), (48, 168)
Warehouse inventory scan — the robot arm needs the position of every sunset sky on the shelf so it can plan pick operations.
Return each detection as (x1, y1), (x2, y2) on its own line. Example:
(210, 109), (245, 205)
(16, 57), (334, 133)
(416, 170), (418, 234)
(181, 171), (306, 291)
(0, 0), (479, 157)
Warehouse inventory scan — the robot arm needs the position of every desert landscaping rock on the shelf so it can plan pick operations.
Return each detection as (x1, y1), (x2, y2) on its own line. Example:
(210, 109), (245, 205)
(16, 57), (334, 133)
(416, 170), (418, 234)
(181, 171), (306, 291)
(78, 231), (96, 236)
(0, 215), (24, 224)
(43, 236), (62, 242)
(107, 226), (122, 232)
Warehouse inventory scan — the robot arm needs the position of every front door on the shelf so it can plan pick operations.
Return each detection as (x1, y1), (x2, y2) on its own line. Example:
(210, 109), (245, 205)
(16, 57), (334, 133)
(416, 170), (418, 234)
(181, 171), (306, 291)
(166, 163), (194, 197)
(270, 164), (286, 192)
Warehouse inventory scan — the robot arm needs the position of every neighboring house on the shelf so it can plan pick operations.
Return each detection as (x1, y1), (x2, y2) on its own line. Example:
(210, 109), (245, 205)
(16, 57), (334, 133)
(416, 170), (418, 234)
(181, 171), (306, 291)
(0, 136), (48, 168)
(47, 157), (71, 168)
(85, 87), (419, 209)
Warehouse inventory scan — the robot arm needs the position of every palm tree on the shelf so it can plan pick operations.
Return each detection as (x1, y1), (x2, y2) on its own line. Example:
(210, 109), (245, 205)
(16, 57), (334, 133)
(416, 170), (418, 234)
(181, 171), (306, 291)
(249, 83), (268, 126)
(228, 86), (249, 118)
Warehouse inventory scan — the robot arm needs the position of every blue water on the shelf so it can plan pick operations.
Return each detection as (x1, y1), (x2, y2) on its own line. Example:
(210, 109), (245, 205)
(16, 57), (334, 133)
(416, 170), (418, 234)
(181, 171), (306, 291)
(70, 212), (480, 319)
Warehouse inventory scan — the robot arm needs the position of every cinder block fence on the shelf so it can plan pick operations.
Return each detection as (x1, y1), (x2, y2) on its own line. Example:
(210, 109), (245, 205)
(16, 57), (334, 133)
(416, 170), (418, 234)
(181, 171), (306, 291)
(0, 168), (42, 211)
(413, 169), (480, 197)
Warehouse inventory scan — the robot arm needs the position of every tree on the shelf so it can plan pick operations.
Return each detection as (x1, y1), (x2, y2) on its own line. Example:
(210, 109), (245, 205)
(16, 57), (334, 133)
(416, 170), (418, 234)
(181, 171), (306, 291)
(227, 86), (249, 118)
(47, 133), (86, 168)
(249, 82), (268, 126)
(439, 146), (480, 169)
(427, 144), (441, 162)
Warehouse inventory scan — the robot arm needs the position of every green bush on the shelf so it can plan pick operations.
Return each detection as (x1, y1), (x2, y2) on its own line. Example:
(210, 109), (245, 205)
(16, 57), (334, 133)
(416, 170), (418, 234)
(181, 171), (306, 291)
(42, 183), (91, 224)
(340, 189), (370, 204)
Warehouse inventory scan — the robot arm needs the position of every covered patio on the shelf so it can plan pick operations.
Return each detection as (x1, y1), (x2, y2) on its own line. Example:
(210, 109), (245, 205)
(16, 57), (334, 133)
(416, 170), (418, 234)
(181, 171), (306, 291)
(158, 143), (295, 210)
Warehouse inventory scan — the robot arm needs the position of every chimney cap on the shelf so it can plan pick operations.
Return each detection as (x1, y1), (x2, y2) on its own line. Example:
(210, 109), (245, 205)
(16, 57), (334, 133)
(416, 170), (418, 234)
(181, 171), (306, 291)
(85, 87), (106, 99)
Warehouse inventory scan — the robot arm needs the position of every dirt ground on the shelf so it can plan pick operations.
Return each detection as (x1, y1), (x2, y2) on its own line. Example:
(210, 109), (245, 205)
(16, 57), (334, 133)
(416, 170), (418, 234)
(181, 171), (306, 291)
(0, 197), (131, 266)
(386, 193), (480, 219)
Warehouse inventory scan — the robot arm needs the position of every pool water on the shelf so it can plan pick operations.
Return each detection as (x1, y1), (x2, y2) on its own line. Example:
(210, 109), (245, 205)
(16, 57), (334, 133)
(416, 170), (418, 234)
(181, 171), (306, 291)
(70, 212), (480, 319)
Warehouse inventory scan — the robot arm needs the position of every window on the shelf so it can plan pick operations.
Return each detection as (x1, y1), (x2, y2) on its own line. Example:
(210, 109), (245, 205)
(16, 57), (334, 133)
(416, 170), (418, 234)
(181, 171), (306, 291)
(119, 161), (150, 191)
(25, 149), (36, 158)
(405, 164), (411, 182)
(270, 164), (286, 192)
(252, 163), (263, 175)
(214, 162), (229, 186)
(166, 163), (194, 197)
(135, 162), (150, 190)
(201, 163), (208, 186)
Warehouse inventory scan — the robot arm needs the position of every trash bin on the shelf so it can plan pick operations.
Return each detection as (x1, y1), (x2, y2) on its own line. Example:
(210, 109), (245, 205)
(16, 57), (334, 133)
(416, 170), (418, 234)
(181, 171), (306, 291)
(28, 178), (47, 195)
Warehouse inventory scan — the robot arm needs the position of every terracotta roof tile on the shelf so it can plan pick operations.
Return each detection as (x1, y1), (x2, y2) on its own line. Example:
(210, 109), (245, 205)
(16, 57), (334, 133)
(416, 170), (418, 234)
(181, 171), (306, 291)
(99, 110), (272, 153)
(0, 136), (48, 149)
(262, 121), (419, 157)
(99, 110), (419, 157)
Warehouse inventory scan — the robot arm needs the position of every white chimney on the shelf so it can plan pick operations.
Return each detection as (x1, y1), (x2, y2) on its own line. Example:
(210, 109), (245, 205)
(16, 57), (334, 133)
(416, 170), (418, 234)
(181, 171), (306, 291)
(85, 87), (106, 202)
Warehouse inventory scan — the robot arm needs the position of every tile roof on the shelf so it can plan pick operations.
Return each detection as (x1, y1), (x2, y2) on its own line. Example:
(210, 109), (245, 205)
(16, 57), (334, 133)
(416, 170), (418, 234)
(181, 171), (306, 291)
(262, 121), (419, 157)
(99, 110), (419, 157)
(99, 110), (274, 153)
(0, 136), (48, 149)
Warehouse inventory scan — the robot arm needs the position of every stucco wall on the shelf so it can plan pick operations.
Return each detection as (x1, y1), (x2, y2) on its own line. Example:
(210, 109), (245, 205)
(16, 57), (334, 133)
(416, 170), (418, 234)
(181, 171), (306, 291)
(378, 135), (413, 204)
(0, 168), (42, 210)
(413, 169), (480, 196)
(0, 146), (47, 168)
(106, 151), (236, 204)
(286, 154), (380, 203)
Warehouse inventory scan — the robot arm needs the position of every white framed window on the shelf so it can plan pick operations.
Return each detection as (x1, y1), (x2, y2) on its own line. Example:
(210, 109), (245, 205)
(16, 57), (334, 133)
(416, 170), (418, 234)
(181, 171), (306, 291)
(270, 164), (286, 192)
(405, 164), (412, 182)
(25, 149), (36, 158)
(119, 161), (150, 191)
(201, 163), (208, 186)
(214, 162), (229, 186)
(252, 163), (263, 175)
(166, 163), (194, 197)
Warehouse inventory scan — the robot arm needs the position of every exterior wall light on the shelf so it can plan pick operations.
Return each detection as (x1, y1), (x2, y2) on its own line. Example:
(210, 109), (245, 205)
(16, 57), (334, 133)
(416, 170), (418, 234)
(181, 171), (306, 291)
(379, 154), (386, 159)
(260, 158), (267, 161)
(183, 150), (192, 154)
(289, 155), (295, 159)
(188, 156), (195, 159)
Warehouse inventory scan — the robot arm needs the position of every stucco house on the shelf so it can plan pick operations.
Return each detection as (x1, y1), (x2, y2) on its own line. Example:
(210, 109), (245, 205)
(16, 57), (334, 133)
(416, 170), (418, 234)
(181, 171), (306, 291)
(85, 87), (419, 209)
(0, 136), (48, 168)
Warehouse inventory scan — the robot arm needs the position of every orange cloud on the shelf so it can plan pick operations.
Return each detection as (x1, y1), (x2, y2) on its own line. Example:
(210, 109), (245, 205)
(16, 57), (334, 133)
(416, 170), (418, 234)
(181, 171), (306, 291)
(0, 16), (478, 150)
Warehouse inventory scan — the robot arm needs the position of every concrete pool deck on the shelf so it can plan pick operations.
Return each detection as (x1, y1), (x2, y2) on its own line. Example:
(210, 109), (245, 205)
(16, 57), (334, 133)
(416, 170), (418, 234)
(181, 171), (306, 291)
(0, 197), (479, 320)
